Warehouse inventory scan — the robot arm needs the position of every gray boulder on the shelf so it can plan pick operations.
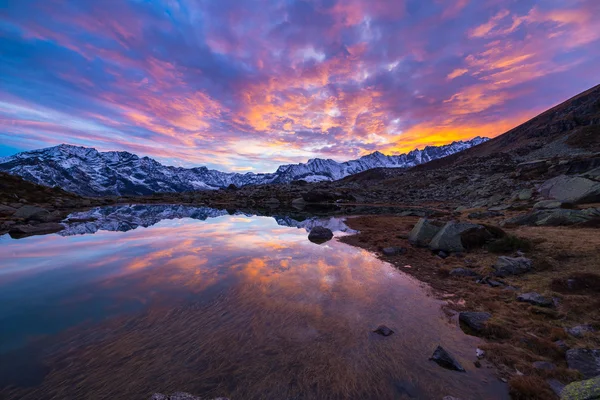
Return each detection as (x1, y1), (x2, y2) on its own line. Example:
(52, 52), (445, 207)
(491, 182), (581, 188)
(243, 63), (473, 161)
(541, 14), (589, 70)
(560, 376), (600, 400)
(503, 208), (600, 227)
(408, 218), (444, 246)
(517, 292), (553, 307)
(0, 204), (17, 216)
(459, 311), (491, 333)
(13, 205), (50, 221)
(429, 222), (485, 253)
(539, 175), (600, 204)
(533, 200), (562, 209)
(517, 188), (534, 200)
(429, 346), (465, 372)
(492, 256), (533, 277)
(566, 348), (600, 379)
(308, 226), (334, 243)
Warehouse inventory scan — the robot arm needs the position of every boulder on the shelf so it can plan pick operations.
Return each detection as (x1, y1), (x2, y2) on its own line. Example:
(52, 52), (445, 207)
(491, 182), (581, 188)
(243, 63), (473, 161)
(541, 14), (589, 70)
(308, 226), (334, 243)
(382, 247), (407, 256)
(0, 204), (17, 216)
(532, 361), (556, 370)
(429, 346), (465, 372)
(459, 312), (491, 333)
(566, 348), (600, 379)
(373, 325), (394, 336)
(408, 218), (444, 246)
(533, 200), (562, 210)
(502, 209), (600, 227)
(449, 268), (480, 278)
(9, 223), (65, 238)
(517, 292), (553, 307)
(517, 188), (534, 200)
(560, 376), (600, 400)
(567, 325), (595, 338)
(13, 205), (50, 221)
(429, 222), (484, 253)
(492, 256), (532, 277)
(539, 175), (600, 204)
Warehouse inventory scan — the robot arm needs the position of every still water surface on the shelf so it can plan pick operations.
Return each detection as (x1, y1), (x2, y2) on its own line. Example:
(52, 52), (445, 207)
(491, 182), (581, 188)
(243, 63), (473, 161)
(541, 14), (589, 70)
(0, 205), (507, 399)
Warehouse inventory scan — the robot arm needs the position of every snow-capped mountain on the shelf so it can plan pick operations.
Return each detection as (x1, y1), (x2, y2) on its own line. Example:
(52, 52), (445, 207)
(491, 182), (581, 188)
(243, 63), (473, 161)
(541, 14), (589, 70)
(0, 137), (488, 196)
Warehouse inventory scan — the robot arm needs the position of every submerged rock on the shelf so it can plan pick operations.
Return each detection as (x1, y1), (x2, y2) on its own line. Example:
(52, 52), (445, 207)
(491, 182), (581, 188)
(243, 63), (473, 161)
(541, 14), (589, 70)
(566, 348), (600, 379)
(459, 312), (491, 333)
(492, 256), (532, 277)
(517, 292), (553, 307)
(308, 226), (334, 243)
(560, 376), (600, 400)
(373, 325), (394, 336)
(429, 346), (465, 372)
(408, 218), (444, 246)
(539, 175), (600, 204)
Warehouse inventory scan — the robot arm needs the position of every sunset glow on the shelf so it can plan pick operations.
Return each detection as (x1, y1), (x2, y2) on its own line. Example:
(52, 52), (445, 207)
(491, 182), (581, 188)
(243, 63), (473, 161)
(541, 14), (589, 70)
(1, 0), (599, 171)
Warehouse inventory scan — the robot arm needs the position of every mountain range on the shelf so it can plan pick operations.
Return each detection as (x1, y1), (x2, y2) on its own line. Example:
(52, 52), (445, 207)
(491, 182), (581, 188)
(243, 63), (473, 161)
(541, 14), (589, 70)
(0, 137), (487, 196)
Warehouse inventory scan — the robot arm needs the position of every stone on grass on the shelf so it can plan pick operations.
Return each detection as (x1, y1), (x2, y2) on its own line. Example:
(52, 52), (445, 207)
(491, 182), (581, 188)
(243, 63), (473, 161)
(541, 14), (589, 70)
(429, 346), (465, 372)
(560, 376), (600, 400)
(566, 348), (600, 379)
(459, 312), (491, 333)
(492, 256), (532, 277)
(308, 226), (334, 244)
(517, 292), (553, 307)
(429, 222), (487, 253)
(408, 218), (443, 246)
(566, 325), (595, 338)
(539, 175), (600, 204)
(532, 361), (556, 370)
(449, 268), (480, 278)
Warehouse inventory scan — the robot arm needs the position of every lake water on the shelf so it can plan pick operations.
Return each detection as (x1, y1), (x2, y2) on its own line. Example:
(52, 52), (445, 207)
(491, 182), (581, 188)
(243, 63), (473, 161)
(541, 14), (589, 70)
(0, 205), (507, 399)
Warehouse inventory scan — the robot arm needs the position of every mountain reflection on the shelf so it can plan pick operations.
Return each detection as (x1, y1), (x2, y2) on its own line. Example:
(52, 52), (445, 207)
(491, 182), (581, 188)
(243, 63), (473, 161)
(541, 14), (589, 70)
(60, 204), (357, 236)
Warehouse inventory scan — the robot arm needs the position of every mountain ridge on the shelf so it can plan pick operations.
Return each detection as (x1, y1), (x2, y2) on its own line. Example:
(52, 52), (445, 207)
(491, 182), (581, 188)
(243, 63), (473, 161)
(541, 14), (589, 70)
(0, 137), (488, 196)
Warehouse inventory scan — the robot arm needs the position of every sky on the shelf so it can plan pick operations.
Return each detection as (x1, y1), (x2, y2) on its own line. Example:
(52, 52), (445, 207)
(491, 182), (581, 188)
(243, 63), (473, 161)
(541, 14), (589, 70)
(1, 0), (599, 172)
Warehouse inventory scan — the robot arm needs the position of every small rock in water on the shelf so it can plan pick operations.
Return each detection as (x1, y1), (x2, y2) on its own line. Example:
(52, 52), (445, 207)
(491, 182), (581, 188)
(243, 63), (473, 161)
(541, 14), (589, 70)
(307, 226), (334, 244)
(373, 325), (394, 336)
(517, 292), (553, 307)
(429, 345), (465, 372)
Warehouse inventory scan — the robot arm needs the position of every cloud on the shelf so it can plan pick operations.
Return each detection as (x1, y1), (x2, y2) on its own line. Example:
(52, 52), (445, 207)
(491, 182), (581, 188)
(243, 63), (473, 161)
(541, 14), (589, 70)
(0, 0), (598, 171)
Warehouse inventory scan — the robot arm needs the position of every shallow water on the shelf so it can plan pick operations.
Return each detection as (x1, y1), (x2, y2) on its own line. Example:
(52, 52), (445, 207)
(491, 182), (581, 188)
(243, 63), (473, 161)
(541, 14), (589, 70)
(0, 205), (507, 399)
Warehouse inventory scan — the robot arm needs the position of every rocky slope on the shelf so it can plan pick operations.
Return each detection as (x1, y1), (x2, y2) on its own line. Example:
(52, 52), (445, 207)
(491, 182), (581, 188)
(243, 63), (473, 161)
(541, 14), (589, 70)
(0, 137), (487, 196)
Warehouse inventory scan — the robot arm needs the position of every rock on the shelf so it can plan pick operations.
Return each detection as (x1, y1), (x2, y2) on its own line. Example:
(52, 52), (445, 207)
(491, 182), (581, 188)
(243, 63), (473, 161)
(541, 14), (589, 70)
(454, 206), (467, 212)
(13, 205), (50, 221)
(443, 397), (462, 400)
(533, 200), (562, 209)
(264, 198), (280, 207)
(302, 190), (337, 203)
(488, 204), (511, 211)
(560, 376), (600, 400)
(476, 348), (485, 359)
(438, 250), (449, 259)
(308, 226), (334, 243)
(459, 312), (492, 333)
(467, 211), (503, 219)
(382, 247), (407, 256)
(429, 221), (486, 253)
(291, 197), (306, 209)
(0, 204), (17, 216)
(533, 361), (556, 370)
(408, 218), (444, 246)
(518, 188), (534, 200)
(503, 208), (600, 227)
(517, 292), (553, 307)
(547, 379), (565, 397)
(492, 256), (532, 277)
(9, 223), (65, 238)
(539, 175), (600, 204)
(449, 268), (480, 278)
(567, 325), (595, 338)
(555, 340), (569, 351)
(566, 348), (600, 379)
(373, 325), (394, 336)
(429, 346), (465, 372)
